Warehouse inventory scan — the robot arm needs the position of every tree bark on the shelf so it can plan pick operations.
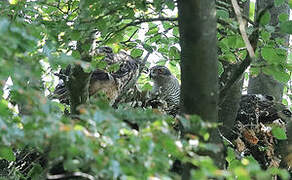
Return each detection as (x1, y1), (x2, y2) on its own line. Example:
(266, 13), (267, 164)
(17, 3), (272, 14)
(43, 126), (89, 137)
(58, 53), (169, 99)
(219, 63), (243, 139)
(247, 0), (289, 101)
(177, 0), (223, 174)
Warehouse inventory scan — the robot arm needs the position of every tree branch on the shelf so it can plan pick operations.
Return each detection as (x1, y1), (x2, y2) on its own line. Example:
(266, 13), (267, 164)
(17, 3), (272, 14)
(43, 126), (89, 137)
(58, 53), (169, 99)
(231, 0), (255, 59)
(219, 3), (273, 105)
(47, 172), (95, 180)
(104, 17), (178, 43)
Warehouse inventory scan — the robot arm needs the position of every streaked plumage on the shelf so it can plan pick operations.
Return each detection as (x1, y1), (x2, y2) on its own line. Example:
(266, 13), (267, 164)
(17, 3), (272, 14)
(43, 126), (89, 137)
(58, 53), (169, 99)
(50, 47), (139, 105)
(149, 65), (180, 116)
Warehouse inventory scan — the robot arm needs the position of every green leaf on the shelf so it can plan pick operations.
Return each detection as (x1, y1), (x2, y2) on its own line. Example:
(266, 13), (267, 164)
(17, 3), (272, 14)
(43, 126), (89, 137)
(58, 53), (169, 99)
(142, 82), (152, 91)
(218, 61), (224, 76)
(260, 31), (271, 41)
(221, 35), (245, 49)
(216, 9), (229, 19)
(173, 27), (179, 37)
(162, 22), (172, 30)
(226, 147), (236, 164)
(272, 126), (287, 140)
(27, 164), (43, 179)
(9, 0), (19, 4)
(71, 50), (81, 59)
(158, 47), (168, 54)
(261, 47), (286, 64)
(145, 26), (158, 36)
(70, 30), (81, 41)
(165, 0), (175, 10)
(289, 0), (292, 9)
(108, 63), (120, 73)
(263, 65), (290, 83)
(143, 43), (153, 53)
(249, 1), (255, 20)
(0, 146), (15, 161)
(222, 52), (236, 62)
(0, 99), (11, 117)
(130, 48), (143, 58)
(64, 159), (80, 171)
(169, 46), (180, 60)
(280, 20), (292, 34)
(285, 63), (292, 71)
(275, 0), (285, 7)
(268, 168), (290, 180)
(278, 13), (289, 23)
(156, 59), (167, 65)
(260, 11), (271, 26)
(234, 167), (250, 180)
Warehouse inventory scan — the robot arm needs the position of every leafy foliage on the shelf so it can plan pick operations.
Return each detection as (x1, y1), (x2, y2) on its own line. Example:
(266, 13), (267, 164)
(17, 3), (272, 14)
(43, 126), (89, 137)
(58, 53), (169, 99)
(0, 0), (291, 179)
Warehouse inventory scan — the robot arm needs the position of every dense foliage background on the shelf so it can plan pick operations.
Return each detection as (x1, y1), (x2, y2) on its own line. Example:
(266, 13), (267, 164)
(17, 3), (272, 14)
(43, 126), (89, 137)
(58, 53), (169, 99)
(0, 0), (292, 179)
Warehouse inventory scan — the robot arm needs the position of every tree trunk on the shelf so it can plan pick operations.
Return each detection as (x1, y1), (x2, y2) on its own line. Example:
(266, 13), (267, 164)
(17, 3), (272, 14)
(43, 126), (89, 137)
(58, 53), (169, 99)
(247, 0), (289, 101)
(177, 0), (223, 175)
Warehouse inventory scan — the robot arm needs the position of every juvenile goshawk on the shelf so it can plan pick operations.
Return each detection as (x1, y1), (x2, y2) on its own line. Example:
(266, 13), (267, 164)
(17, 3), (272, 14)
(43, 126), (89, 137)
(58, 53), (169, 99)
(50, 47), (139, 105)
(149, 65), (180, 116)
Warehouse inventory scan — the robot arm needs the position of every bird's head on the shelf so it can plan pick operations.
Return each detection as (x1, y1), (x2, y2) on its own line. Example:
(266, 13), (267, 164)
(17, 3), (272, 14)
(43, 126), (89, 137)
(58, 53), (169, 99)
(149, 65), (172, 82)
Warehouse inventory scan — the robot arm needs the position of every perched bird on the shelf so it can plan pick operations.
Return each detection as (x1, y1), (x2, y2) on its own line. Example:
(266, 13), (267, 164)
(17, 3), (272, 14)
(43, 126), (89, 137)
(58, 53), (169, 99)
(50, 47), (139, 105)
(149, 65), (180, 116)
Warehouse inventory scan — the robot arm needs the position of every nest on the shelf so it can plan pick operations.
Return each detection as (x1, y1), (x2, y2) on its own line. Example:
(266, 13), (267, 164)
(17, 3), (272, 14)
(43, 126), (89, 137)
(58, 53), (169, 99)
(231, 94), (291, 169)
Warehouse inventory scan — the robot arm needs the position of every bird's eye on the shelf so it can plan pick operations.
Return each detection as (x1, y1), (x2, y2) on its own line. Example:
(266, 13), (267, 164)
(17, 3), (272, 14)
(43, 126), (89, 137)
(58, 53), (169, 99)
(157, 69), (163, 73)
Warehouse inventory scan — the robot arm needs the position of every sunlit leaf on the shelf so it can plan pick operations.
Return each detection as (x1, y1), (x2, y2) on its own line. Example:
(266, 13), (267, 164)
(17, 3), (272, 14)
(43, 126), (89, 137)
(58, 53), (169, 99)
(261, 47), (286, 63)
(272, 126), (287, 140)
(130, 48), (143, 58)
(0, 146), (15, 161)
(9, 0), (18, 4)
(275, 0), (285, 7)
(217, 9), (229, 19)
(278, 13), (289, 23)
(260, 11), (271, 26)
